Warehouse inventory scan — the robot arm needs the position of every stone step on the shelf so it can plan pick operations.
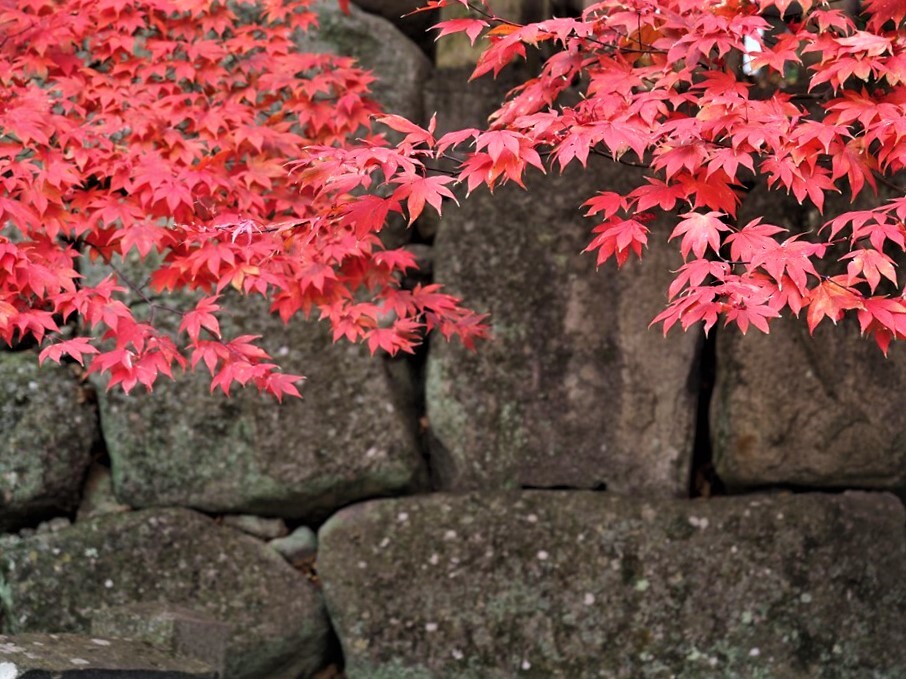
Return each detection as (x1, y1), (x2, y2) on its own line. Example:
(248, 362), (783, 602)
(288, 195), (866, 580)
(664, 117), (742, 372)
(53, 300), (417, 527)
(0, 633), (215, 678)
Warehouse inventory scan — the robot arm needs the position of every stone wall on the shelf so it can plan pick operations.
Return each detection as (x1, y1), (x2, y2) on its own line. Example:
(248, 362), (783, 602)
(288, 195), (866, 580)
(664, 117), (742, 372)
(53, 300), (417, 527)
(1, 3), (904, 678)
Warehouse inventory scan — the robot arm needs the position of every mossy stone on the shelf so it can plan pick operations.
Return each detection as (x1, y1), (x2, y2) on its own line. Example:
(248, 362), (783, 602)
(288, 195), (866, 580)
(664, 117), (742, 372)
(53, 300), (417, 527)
(712, 316), (906, 490)
(96, 292), (425, 522)
(0, 508), (330, 679)
(318, 491), (906, 678)
(424, 151), (697, 494)
(0, 352), (97, 531)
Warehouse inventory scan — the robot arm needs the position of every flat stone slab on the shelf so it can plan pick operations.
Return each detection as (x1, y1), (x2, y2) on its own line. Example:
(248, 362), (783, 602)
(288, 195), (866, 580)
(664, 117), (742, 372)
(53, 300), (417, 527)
(91, 604), (228, 676)
(0, 633), (214, 678)
(318, 491), (906, 678)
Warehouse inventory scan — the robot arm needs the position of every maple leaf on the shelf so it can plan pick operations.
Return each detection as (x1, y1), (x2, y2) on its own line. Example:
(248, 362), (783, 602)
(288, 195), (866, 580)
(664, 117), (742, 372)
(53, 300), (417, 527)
(39, 337), (100, 366)
(584, 217), (649, 268)
(11, 0), (906, 395)
(863, 0), (906, 29)
(725, 218), (786, 263)
(806, 278), (865, 333)
(391, 174), (458, 225)
(378, 114), (436, 147)
(724, 299), (780, 334)
(843, 248), (897, 293)
(750, 237), (825, 294)
(670, 211), (731, 260)
(432, 18), (489, 45)
(179, 296), (222, 341)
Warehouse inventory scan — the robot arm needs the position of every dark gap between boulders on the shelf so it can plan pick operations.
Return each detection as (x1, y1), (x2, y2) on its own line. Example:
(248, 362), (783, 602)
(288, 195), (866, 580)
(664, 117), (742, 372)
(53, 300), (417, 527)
(690, 327), (724, 498)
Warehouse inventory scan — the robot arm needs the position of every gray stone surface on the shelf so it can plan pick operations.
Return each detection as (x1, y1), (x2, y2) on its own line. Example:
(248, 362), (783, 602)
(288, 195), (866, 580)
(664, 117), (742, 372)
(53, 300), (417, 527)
(318, 491), (906, 678)
(424, 156), (698, 494)
(0, 509), (330, 679)
(221, 515), (288, 541)
(269, 526), (318, 565)
(712, 316), (906, 490)
(95, 292), (425, 522)
(91, 603), (228, 676)
(0, 633), (214, 678)
(0, 352), (98, 531)
(351, 0), (434, 53)
(75, 464), (130, 522)
(299, 0), (432, 123)
(434, 0), (545, 68)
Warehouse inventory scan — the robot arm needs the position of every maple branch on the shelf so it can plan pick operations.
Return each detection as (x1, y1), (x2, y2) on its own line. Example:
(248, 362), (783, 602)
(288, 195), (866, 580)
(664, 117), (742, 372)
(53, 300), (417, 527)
(873, 173), (906, 195)
(465, 1), (521, 28)
(587, 146), (651, 169)
(96, 251), (184, 318)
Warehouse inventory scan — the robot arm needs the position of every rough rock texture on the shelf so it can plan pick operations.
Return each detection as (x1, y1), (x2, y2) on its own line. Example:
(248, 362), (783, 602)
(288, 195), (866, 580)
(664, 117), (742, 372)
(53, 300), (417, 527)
(221, 515), (288, 541)
(0, 509), (330, 679)
(0, 633), (215, 678)
(424, 160), (697, 493)
(298, 0), (432, 123)
(0, 352), (98, 531)
(318, 491), (906, 678)
(97, 293), (424, 522)
(269, 526), (318, 565)
(712, 316), (906, 490)
(91, 603), (229, 675)
(75, 464), (130, 522)
(422, 75), (697, 495)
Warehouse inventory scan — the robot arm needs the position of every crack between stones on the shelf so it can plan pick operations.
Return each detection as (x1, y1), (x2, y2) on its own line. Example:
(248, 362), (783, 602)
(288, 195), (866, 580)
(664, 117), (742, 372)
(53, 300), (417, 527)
(689, 327), (724, 498)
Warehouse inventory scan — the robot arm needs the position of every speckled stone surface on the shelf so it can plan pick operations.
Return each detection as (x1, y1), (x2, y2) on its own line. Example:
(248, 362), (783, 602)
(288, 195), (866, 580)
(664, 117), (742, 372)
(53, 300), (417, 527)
(0, 352), (97, 531)
(0, 509), (329, 679)
(424, 156), (698, 496)
(318, 491), (906, 678)
(713, 316), (906, 490)
(96, 293), (425, 523)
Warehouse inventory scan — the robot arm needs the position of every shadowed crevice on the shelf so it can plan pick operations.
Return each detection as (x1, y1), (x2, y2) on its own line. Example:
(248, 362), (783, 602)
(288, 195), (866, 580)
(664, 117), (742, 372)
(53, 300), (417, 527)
(690, 328), (724, 498)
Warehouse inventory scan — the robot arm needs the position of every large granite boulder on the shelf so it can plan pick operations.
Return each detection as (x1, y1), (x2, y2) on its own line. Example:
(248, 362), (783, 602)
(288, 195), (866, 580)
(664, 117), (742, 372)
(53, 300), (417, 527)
(318, 491), (906, 678)
(434, 0), (548, 68)
(351, 1), (435, 53)
(712, 316), (906, 490)
(0, 352), (98, 531)
(298, 0), (432, 123)
(424, 158), (698, 495)
(96, 292), (424, 521)
(0, 508), (331, 679)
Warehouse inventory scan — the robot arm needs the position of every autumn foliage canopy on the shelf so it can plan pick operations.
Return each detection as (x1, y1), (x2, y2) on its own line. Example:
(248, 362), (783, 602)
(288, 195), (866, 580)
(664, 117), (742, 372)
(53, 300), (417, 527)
(3, 0), (906, 397)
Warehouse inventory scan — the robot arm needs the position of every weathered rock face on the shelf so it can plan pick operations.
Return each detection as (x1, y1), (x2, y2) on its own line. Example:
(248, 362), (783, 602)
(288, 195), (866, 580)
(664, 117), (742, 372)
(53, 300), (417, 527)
(318, 491), (906, 678)
(350, 0), (435, 54)
(0, 352), (97, 531)
(0, 508), (330, 679)
(97, 294), (424, 521)
(75, 464), (131, 522)
(424, 157), (698, 494)
(712, 316), (906, 490)
(434, 0), (549, 68)
(0, 633), (216, 679)
(298, 0), (432, 123)
(91, 603), (230, 676)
